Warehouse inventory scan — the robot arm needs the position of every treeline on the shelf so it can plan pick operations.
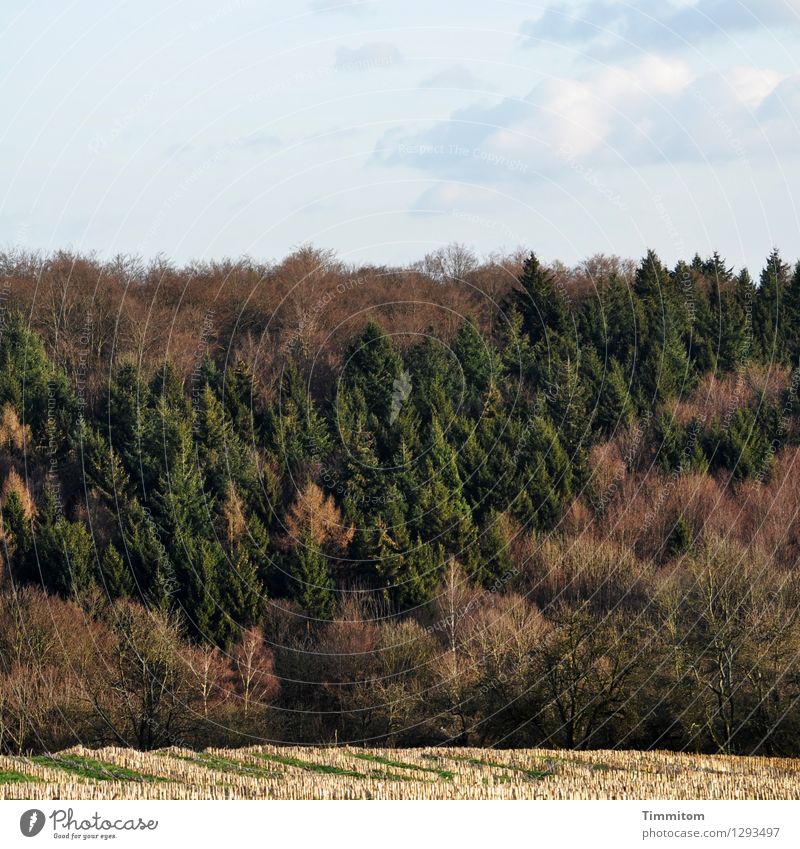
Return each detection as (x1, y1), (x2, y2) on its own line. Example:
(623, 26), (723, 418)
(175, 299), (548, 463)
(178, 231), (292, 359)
(1, 245), (800, 754)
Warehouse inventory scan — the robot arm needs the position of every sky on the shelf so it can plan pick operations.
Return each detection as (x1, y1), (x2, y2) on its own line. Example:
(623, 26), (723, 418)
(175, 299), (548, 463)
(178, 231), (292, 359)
(2, 0), (800, 272)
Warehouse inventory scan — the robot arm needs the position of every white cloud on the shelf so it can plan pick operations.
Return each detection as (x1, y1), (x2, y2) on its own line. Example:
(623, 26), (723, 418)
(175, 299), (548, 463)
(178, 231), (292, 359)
(520, 0), (800, 56)
(374, 58), (796, 183)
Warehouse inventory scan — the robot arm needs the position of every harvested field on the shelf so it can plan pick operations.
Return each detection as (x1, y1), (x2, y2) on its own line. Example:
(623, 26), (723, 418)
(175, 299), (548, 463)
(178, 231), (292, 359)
(0, 747), (798, 800)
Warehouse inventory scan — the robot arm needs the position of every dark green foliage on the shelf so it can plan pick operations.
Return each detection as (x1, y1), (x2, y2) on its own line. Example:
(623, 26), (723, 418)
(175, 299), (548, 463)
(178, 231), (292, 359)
(753, 249), (791, 362)
(589, 354), (636, 436)
(341, 321), (403, 425)
(3, 246), (800, 670)
(99, 543), (134, 598)
(36, 508), (95, 597)
(476, 510), (514, 586)
(706, 406), (775, 481)
(664, 515), (694, 559)
(290, 531), (335, 620)
(654, 415), (707, 475)
(509, 414), (573, 530)
(508, 253), (570, 348)
(0, 312), (75, 448)
(1, 489), (33, 580)
(376, 536), (445, 611)
(269, 358), (330, 479)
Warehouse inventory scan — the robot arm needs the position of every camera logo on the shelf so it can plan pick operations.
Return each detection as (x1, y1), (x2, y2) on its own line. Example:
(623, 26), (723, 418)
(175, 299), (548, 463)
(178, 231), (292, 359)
(19, 809), (46, 837)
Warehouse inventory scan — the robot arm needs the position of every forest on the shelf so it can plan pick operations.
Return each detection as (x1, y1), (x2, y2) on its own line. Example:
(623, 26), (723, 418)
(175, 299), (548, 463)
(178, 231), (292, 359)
(1, 243), (800, 756)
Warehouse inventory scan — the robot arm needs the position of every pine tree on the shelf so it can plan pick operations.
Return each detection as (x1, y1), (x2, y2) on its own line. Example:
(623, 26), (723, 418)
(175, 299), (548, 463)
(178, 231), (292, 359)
(341, 321), (402, 424)
(588, 354), (635, 436)
(99, 543), (134, 598)
(476, 509), (513, 586)
(37, 514), (95, 598)
(508, 253), (570, 347)
(546, 354), (591, 481)
(290, 531), (335, 620)
(452, 317), (493, 404)
(0, 311), (75, 448)
(176, 537), (225, 642)
(122, 498), (171, 595)
(217, 546), (263, 646)
(104, 361), (146, 473)
(1, 487), (33, 582)
(633, 251), (695, 405)
(510, 413), (573, 530)
(715, 269), (754, 373)
(784, 261), (800, 363)
(753, 249), (791, 362)
(269, 358), (330, 477)
(500, 306), (535, 380)
(412, 417), (478, 559)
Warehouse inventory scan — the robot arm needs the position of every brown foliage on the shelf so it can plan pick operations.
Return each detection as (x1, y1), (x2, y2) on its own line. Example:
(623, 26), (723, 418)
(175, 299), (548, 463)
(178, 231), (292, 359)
(282, 481), (354, 551)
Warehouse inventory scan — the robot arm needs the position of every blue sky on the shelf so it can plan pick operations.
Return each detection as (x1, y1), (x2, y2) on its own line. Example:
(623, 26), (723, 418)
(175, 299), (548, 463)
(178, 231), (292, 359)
(2, 0), (799, 271)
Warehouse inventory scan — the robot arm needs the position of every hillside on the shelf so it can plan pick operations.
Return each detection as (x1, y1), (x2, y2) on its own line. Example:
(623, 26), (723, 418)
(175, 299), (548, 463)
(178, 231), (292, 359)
(1, 246), (799, 756)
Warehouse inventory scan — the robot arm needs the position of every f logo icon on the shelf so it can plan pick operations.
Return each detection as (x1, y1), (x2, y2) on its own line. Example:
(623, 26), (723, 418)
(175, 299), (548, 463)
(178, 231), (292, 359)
(19, 809), (45, 837)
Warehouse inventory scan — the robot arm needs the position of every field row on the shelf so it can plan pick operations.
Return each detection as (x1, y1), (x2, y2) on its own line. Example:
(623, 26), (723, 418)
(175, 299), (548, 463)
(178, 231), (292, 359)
(1, 746), (799, 799)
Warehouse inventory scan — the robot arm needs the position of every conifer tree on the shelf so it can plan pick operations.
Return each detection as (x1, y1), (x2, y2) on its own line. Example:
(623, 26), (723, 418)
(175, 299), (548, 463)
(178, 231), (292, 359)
(341, 321), (402, 424)
(99, 543), (134, 598)
(290, 530), (335, 620)
(509, 253), (570, 347)
(476, 509), (514, 586)
(754, 249), (791, 362)
(452, 317), (493, 403)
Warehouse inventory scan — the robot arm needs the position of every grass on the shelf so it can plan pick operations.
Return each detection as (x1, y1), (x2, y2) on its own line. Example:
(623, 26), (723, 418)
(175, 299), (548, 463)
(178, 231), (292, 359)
(356, 752), (454, 781)
(170, 751), (280, 780)
(442, 753), (554, 781)
(30, 754), (163, 782)
(0, 769), (38, 784)
(252, 750), (416, 782)
(255, 751), (366, 778)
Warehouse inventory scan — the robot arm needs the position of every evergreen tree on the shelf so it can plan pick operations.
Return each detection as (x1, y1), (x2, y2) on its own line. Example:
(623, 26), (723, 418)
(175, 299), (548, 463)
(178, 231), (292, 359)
(104, 361), (146, 473)
(290, 531), (335, 620)
(784, 261), (800, 363)
(476, 509), (514, 586)
(508, 253), (570, 347)
(35, 501), (95, 598)
(1, 488), (33, 582)
(706, 406), (773, 481)
(178, 537), (223, 642)
(510, 413), (572, 530)
(99, 543), (134, 598)
(341, 321), (402, 425)
(753, 249), (791, 362)
(590, 354), (635, 436)
(217, 546), (263, 646)
(269, 358), (330, 478)
(452, 317), (494, 405)
(0, 311), (75, 448)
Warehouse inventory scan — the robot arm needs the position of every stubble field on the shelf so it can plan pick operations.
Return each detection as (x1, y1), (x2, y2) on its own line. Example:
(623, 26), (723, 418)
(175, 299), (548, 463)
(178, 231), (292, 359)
(1, 746), (798, 800)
